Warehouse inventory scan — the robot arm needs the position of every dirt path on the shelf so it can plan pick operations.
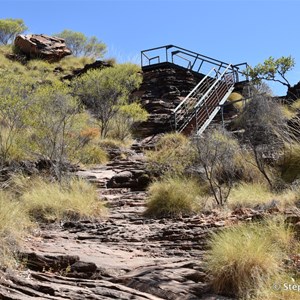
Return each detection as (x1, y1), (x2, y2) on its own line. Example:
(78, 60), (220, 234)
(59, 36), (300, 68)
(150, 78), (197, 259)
(0, 154), (237, 299)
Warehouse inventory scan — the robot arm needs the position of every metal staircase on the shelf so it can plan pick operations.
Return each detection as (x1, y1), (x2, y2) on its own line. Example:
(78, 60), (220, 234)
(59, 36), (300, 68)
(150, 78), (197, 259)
(141, 45), (248, 135)
(173, 64), (236, 135)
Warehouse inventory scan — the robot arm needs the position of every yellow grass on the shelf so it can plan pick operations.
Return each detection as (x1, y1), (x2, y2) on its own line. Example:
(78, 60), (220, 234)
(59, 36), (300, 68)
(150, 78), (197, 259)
(228, 182), (298, 209)
(205, 217), (295, 299)
(0, 191), (31, 267)
(22, 177), (105, 222)
(145, 177), (207, 217)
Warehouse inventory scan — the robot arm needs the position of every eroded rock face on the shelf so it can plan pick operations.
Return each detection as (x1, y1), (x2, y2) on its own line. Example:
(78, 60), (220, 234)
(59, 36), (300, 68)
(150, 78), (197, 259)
(14, 34), (72, 62)
(132, 63), (205, 137)
(62, 60), (112, 80)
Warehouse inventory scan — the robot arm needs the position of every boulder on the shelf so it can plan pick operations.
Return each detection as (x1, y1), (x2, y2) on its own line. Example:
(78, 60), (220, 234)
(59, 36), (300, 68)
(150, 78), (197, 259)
(14, 34), (72, 62)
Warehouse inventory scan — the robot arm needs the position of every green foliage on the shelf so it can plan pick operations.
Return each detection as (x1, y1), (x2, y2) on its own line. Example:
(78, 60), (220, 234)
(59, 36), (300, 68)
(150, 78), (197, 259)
(109, 103), (148, 140)
(74, 143), (108, 166)
(73, 63), (142, 137)
(205, 217), (295, 299)
(0, 74), (34, 163)
(57, 55), (94, 72)
(55, 29), (106, 58)
(145, 177), (205, 218)
(25, 82), (82, 180)
(22, 177), (105, 222)
(0, 18), (27, 45)
(248, 56), (295, 88)
(146, 133), (193, 177)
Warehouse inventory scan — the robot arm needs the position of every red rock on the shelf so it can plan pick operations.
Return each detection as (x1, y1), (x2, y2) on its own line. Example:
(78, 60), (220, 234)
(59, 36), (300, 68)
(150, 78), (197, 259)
(14, 34), (72, 62)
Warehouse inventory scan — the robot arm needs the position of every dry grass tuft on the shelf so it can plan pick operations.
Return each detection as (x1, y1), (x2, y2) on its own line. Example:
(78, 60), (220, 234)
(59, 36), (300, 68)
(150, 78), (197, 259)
(22, 177), (105, 222)
(145, 177), (206, 218)
(0, 191), (31, 267)
(228, 182), (298, 209)
(205, 217), (295, 299)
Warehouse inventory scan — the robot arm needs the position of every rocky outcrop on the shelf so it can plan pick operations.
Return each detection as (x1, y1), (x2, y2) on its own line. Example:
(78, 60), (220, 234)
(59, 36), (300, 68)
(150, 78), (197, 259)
(14, 34), (72, 62)
(132, 63), (205, 137)
(287, 81), (300, 102)
(62, 60), (112, 80)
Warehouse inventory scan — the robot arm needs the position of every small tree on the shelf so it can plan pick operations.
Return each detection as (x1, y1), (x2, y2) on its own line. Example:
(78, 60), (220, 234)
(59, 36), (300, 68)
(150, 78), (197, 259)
(72, 63), (142, 138)
(27, 82), (80, 181)
(0, 18), (27, 45)
(248, 56), (295, 90)
(54, 29), (106, 58)
(0, 74), (33, 163)
(192, 128), (239, 206)
(239, 94), (289, 189)
(110, 103), (148, 140)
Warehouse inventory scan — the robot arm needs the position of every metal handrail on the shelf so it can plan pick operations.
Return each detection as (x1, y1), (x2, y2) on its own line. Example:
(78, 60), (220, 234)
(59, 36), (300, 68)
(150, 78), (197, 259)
(173, 63), (237, 133)
(195, 64), (234, 109)
(141, 45), (248, 81)
(174, 67), (216, 113)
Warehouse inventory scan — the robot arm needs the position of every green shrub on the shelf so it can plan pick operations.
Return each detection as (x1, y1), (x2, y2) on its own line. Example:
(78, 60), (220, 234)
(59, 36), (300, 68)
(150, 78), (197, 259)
(146, 133), (193, 177)
(145, 177), (206, 218)
(205, 217), (294, 299)
(22, 177), (105, 222)
(76, 143), (108, 165)
(108, 103), (148, 141)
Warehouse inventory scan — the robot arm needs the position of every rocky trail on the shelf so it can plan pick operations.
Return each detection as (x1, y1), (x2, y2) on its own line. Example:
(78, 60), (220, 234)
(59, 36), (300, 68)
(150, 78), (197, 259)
(0, 148), (272, 300)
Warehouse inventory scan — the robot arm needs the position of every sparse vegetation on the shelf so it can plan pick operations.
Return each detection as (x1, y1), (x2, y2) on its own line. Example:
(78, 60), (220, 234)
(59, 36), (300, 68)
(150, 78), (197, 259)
(192, 128), (239, 206)
(280, 143), (300, 183)
(228, 182), (298, 209)
(0, 191), (31, 267)
(54, 29), (106, 58)
(239, 93), (289, 189)
(146, 132), (193, 177)
(72, 63), (143, 137)
(1, 22), (300, 300)
(247, 56), (295, 89)
(145, 177), (206, 218)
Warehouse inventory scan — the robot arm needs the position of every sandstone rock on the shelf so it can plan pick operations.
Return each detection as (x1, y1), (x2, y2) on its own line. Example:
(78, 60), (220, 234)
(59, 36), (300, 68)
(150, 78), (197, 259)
(62, 60), (112, 81)
(131, 63), (205, 137)
(14, 34), (71, 62)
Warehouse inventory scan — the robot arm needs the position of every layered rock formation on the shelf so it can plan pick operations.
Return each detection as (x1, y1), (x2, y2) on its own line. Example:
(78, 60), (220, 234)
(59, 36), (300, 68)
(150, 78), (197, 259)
(14, 34), (72, 62)
(62, 60), (112, 80)
(132, 63), (205, 137)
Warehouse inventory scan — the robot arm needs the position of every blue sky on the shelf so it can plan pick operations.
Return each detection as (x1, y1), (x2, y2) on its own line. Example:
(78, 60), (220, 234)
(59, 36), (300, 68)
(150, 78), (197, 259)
(0, 0), (299, 95)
